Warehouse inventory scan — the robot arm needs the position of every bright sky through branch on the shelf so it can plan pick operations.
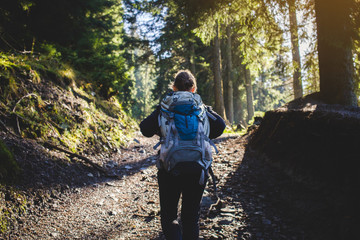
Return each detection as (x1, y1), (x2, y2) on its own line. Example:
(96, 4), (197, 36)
(123, 4), (166, 54)
(123, 1), (314, 64)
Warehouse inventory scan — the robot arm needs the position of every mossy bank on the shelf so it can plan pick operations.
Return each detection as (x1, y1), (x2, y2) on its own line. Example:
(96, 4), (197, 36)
(0, 52), (137, 234)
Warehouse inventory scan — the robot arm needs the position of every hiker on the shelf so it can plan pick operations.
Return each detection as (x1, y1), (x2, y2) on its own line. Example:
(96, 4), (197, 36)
(140, 70), (225, 240)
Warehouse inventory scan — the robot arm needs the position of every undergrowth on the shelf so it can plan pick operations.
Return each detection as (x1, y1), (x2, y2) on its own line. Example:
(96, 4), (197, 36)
(0, 51), (136, 234)
(0, 51), (136, 154)
(0, 185), (27, 234)
(0, 48), (136, 237)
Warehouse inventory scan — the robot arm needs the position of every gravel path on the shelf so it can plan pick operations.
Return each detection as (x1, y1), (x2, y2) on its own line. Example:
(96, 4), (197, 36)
(3, 133), (335, 240)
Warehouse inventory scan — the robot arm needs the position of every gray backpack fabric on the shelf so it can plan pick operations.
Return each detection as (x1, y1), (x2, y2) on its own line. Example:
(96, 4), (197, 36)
(155, 91), (217, 175)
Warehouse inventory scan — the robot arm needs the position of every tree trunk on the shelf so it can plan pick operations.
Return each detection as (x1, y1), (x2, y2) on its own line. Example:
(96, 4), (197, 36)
(213, 21), (227, 119)
(186, 11), (196, 75)
(234, 67), (245, 126)
(190, 40), (196, 75)
(315, 0), (357, 106)
(226, 25), (234, 123)
(288, 0), (303, 99)
(244, 65), (254, 123)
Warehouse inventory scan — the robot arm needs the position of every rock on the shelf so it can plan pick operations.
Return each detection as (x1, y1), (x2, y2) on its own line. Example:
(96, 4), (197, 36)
(97, 199), (105, 206)
(108, 210), (117, 216)
(105, 161), (118, 169)
(220, 212), (235, 217)
(220, 207), (237, 213)
(50, 232), (59, 237)
(209, 233), (220, 239)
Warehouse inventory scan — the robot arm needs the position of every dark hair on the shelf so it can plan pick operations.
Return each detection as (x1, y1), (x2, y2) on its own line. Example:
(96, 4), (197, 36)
(171, 70), (197, 92)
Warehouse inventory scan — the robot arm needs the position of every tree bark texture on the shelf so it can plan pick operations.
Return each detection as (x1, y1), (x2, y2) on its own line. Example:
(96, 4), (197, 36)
(315, 0), (357, 106)
(226, 25), (234, 123)
(288, 0), (303, 99)
(233, 68), (245, 126)
(213, 21), (227, 119)
(244, 65), (255, 123)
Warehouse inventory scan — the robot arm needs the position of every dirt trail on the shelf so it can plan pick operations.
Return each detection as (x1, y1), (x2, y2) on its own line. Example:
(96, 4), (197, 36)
(3, 133), (333, 240)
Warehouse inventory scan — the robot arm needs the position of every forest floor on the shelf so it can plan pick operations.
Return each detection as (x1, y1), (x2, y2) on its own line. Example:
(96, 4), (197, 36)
(1, 130), (338, 240)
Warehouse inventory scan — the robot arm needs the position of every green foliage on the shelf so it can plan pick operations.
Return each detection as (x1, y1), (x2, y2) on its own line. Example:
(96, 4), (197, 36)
(0, 140), (20, 182)
(303, 44), (320, 95)
(147, 0), (291, 120)
(253, 54), (293, 112)
(0, 209), (10, 234)
(131, 57), (157, 119)
(223, 125), (245, 135)
(0, 52), (136, 156)
(13, 87), (135, 153)
(0, 52), (74, 105)
(129, 0), (216, 106)
(0, 0), (131, 101)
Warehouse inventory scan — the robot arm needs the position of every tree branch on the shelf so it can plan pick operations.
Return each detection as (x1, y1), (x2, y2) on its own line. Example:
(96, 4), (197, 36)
(42, 142), (116, 178)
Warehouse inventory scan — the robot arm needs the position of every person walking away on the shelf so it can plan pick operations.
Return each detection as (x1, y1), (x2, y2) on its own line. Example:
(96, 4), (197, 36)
(140, 70), (225, 240)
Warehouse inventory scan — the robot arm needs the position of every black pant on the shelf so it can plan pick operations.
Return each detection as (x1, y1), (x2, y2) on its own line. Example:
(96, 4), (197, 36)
(157, 167), (207, 240)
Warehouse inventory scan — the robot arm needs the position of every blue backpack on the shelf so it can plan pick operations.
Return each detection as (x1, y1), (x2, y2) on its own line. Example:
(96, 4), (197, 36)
(155, 91), (218, 180)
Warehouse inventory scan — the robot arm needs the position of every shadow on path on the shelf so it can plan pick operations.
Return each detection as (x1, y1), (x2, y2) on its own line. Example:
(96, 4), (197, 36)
(2, 133), (158, 192)
(222, 146), (356, 240)
(10, 134), (239, 192)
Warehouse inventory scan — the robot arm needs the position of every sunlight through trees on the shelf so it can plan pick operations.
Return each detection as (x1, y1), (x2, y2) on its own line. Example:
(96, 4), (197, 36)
(1, 0), (359, 123)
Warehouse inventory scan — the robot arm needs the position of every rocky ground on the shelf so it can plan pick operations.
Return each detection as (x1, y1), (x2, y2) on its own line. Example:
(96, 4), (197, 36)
(1, 129), (343, 240)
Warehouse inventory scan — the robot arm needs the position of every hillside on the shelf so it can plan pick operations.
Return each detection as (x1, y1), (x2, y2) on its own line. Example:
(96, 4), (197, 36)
(0, 53), (136, 233)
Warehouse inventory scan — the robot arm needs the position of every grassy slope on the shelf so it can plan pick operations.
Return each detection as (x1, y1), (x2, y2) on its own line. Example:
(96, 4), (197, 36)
(0, 52), (136, 233)
(0, 52), (136, 153)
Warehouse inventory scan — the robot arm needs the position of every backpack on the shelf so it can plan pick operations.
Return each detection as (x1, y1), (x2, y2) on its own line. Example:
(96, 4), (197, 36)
(154, 91), (218, 176)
